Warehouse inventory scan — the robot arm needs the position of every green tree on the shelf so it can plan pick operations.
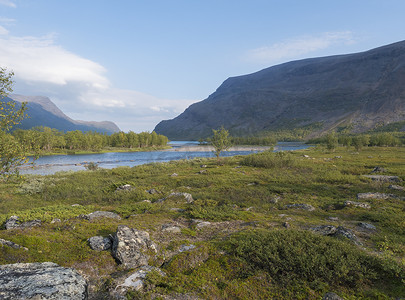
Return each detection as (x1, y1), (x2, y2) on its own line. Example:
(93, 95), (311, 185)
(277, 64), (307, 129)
(325, 132), (338, 151)
(0, 68), (29, 180)
(211, 126), (232, 159)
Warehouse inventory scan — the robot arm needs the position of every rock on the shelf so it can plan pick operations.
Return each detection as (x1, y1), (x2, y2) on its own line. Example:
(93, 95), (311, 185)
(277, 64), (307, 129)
(161, 224), (181, 233)
(51, 218), (61, 224)
(116, 184), (133, 191)
(115, 266), (166, 294)
(310, 225), (337, 235)
(344, 200), (371, 209)
(282, 222), (290, 228)
(389, 184), (405, 191)
(334, 226), (362, 245)
(362, 175), (402, 183)
(147, 188), (159, 194)
(285, 203), (315, 211)
(88, 236), (112, 251)
(358, 222), (376, 230)
(198, 169), (207, 174)
(357, 192), (394, 200)
(303, 155), (310, 158)
(0, 262), (88, 299)
(4, 216), (41, 230)
(111, 225), (157, 269)
(165, 192), (194, 203)
(269, 196), (280, 204)
(200, 164), (207, 168)
(195, 221), (211, 229)
(327, 216), (339, 221)
(323, 292), (344, 300)
(334, 156), (342, 159)
(80, 211), (122, 221)
(71, 204), (81, 207)
(170, 173), (178, 177)
(169, 208), (185, 212)
(371, 166), (387, 173)
(0, 238), (28, 251)
(179, 244), (196, 252)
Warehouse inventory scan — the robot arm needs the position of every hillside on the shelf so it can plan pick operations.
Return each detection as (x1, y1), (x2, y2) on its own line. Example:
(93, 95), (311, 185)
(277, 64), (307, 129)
(6, 94), (120, 134)
(154, 40), (405, 140)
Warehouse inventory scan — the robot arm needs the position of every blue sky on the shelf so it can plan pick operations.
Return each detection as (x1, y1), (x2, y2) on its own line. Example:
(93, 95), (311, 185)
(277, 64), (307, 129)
(1, 0), (405, 132)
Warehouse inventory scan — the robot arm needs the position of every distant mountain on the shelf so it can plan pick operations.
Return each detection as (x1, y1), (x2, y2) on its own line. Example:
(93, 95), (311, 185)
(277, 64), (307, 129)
(5, 94), (120, 134)
(154, 40), (405, 140)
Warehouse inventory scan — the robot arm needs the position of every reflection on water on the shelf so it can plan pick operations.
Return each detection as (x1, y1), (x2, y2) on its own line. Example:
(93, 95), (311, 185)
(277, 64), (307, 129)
(20, 142), (310, 175)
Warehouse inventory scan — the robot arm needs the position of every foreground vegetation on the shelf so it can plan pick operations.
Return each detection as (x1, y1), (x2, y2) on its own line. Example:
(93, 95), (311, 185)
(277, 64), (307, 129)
(0, 145), (404, 299)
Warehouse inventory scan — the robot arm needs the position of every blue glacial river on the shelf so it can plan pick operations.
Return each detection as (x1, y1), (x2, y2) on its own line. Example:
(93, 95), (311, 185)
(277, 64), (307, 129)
(19, 142), (310, 175)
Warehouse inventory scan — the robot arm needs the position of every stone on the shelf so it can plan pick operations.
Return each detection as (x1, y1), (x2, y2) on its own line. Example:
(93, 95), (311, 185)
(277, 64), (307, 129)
(88, 236), (112, 251)
(179, 244), (196, 252)
(170, 173), (178, 177)
(334, 226), (362, 245)
(323, 292), (344, 300)
(4, 216), (41, 230)
(285, 203), (315, 211)
(357, 192), (394, 200)
(80, 211), (122, 221)
(389, 184), (405, 191)
(0, 262), (88, 299)
(282, 222), (290, 228)
(195, 221), (211, 229)
(344, 200), (371, 209)
(371, 166), (387, 173)
(115, 266), (166, 294)
(362, 175), (402, 183)
(200, 165), (207, 168)
(166, 192), (194, 203)
(147, 188), (159, 194)
(310, 225), (337, 236)
(269, 196), (280, 204)
(303, 155), (310, 158)
(116, 184), (133, 191)
(162, 225), (181, 233)
(111, 225), (157, 269)
(0, 238), (28, 251)
(51, 218), (61, 224)
(358, 222), (376, 230)
(198, 169), (207, 174)
(327, 216), (339, 221)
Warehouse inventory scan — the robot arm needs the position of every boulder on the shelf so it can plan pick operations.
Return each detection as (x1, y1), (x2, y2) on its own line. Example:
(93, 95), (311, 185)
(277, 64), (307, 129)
(285, 203), (315, 211)
(362, 175), (402, 183)
(358, 222), (376, 230)
(115, 266), (166, 294)
(147, 188), (159, 194)
(371, 166), (387, 173)
(4, 216), (41, 230)
(323, 292), (344, 300)
(357, 192), (394, 200)
(88, 236), (112, 251)
(389, 184), (405, 191)
(158, 192), (194, 204)
(344, 200), (371, 209)
(310, 225), (337, 235)
(0, 238), (28, 251)
(161, 224), (182, 233)
(116, 184), (133, 191)
(179, 244), (196, 252)
(80, 211), (122, 221)
(334, 226), (362, 245)
(111, 225), (157, 269)
(0, 262), (87, 299)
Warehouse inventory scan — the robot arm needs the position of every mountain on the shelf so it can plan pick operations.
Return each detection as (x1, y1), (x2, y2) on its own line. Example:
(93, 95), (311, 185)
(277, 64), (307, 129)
(5, 94), (120, 134)
(154, 40), (405, 140)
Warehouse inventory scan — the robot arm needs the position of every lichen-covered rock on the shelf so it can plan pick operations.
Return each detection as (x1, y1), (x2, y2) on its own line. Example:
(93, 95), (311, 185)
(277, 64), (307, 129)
(310, 225), (337, 236)
(116, 184), (133, 191)
(4, 215), (41, 230)
(161, 224), (181, 233)
(111, 225), (157, 269)
(389, 184), (405, 191)
(323, 292), (344, 300)
(285, 203), (315, 211)
(334, 226), (362, 245)
(0, 238), (28, 251)
(357, 192), (394, 200)
(0, 262), (88, 299)
(362, 175), (402, 183)
(157, 192), (194, 204)
(80, 211), (121, 221)
(344, 200), (371, 209)
(358, 222), (377, 230)
(114, 266), (166, 295)
(88, 236), (112, 251)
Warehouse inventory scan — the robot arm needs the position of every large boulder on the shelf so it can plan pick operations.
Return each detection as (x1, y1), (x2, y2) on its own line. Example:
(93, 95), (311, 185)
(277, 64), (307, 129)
(80, 211), (121, 221)
(285, 203), (315, 211)
(0, 262), (88, 299)
(88, 236), (112, 251)
(111, 225), (157, 269)
(4, 215), (41, 230)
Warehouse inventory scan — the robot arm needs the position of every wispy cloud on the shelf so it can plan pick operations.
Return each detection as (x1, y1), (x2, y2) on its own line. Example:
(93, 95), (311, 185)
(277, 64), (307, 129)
(0, 31), (195, 131)
(0, 0), (16, 8)
(247, 31), (357, 65)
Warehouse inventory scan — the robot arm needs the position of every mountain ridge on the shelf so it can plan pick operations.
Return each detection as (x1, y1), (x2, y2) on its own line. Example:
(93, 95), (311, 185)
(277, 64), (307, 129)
(154, 40), (405, 140)
(6, 94), (120, 134)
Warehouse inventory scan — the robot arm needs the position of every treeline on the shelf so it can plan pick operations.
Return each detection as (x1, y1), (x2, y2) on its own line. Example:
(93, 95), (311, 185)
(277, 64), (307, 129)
(308, 132), (405, 150)
(11, 127), (169, 153)
(230, 136), (276, 146)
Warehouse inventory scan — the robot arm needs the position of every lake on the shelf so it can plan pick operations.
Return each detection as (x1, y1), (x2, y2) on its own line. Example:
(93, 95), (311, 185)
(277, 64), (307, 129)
(19, 142), (310, 175)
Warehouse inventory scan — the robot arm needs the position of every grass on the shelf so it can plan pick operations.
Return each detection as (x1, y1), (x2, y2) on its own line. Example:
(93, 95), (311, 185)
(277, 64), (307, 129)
(0, 146), (404, 299)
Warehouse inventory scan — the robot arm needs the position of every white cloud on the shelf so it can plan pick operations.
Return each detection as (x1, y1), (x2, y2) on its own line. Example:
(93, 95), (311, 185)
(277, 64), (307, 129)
(247, 31), (357, 65)
(0, 25), (8, 35)
(0, 32), (195, 132)
(0, 0), (16, 8)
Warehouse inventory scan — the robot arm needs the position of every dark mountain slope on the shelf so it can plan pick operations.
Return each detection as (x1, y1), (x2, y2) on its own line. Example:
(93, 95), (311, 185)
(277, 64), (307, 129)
(154, 40), (405, 140)
(5, 95), (120, 134)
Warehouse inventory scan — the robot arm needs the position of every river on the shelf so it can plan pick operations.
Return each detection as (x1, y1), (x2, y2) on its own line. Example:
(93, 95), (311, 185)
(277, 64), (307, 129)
(19, 142), (310, 175)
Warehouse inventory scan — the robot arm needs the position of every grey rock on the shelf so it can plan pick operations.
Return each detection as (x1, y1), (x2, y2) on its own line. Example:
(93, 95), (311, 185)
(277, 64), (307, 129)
(170, 173), (178, 177)
(195, 221), (211, 229)
(115, 266), (165, 294)
(162, 225), (181, 233)
(310, 225), (337, 236)
(334, 226), (362, 245)
(323, 292), (344, 300)
(327, 216), (339, 221)
(362, 175), (402, 183)
(285, 203), (315, 211)
(51, 218), (61, 224)
(0, 262), (88, 299)
(81, 211), (122, 221)
(357, 192), (394, 200)
(166, 192), (194, 203)
(371, 166), (387, 173)
(116, 184), (133, 191)
(88, 236), (112, 251)
(389, 184), (405, 191)
(111, 225), (157, 269)
(269, 195), (280, 204)
(282, 222), (290, 228)
(147, 188), (159, 194)
(0, 238), (28, 251)
(344, 200), (371, 209)
(179, 244), (196, 252)
(4, 215), (41, 230)
(358, 222), (376, 230)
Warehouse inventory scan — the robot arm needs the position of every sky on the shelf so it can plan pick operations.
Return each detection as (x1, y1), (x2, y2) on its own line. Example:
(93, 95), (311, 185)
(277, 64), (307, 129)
(1, 0), (405, 132)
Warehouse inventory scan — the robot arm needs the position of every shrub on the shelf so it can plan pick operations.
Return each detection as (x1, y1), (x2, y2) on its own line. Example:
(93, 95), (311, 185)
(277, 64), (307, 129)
(241, 151), (297, 169)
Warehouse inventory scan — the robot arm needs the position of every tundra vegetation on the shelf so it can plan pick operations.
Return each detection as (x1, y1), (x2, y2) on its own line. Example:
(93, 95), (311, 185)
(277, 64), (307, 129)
(0, 145), (404, 299)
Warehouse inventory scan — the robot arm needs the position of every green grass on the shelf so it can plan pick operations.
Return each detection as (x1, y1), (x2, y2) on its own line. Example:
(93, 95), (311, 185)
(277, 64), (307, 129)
(0, 146), (404, 299)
